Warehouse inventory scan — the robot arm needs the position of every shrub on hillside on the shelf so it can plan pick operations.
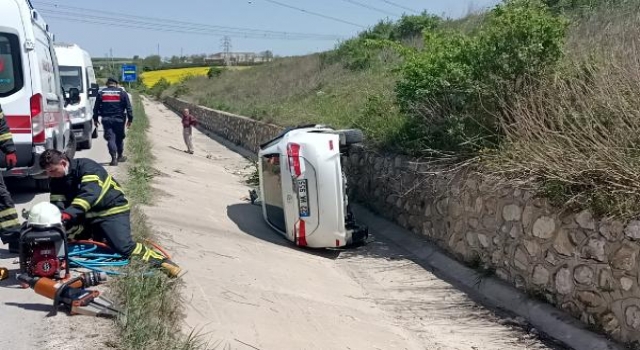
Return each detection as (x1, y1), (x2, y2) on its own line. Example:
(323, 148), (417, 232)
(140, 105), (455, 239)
(321, 14), (443, 71)
(395, 0), (568, 155)
(483, 0), (640, 218)
(392, 12), (441, 40)
(207, 66), (224, 78)
(149, 77), (171, 99)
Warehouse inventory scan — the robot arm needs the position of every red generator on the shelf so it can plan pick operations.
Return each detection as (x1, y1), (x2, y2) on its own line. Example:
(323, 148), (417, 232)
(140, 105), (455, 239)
(18, 203), (70, 280)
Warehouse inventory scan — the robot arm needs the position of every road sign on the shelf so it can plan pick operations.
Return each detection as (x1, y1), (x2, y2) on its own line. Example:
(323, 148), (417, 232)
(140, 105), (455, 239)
(121, 64), (137, 83)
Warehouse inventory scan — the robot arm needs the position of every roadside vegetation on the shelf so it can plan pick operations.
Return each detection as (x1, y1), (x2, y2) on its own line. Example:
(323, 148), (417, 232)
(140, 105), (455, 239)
(109, 93), (205, 350)
(158, 0), (640, 219)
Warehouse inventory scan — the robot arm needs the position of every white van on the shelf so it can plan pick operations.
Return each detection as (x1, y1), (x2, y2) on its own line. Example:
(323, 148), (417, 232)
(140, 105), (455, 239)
(54, 42), (99, 150)
(0, 0), (75, 190)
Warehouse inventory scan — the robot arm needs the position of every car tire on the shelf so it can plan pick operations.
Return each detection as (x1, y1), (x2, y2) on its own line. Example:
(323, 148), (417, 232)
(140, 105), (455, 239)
(338, 129), (364, 145)
(35, 178), (50, 192)
(78, 136), (92, 151)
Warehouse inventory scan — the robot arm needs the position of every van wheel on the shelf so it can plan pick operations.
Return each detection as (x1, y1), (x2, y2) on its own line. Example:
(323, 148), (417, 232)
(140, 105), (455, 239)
(338, 129), (364, 145)
(65, 133), (77, 160)
(35, 178), (50, 192)
(78, 137), (92, 150)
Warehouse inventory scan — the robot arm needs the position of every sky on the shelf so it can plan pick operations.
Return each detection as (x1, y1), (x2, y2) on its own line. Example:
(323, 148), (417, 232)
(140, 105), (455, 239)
(30, 0), (501, 59)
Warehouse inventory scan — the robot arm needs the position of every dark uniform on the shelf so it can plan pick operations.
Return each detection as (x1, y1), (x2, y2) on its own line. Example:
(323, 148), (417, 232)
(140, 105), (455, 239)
(0, 104), (21, 250)
(92, 81), (133, 163)
(49, 157), (180, 276)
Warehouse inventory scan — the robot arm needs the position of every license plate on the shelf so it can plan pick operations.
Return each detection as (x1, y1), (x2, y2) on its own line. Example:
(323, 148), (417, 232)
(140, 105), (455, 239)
(73, 131), (83, 137)
(297, 179), (310, 217)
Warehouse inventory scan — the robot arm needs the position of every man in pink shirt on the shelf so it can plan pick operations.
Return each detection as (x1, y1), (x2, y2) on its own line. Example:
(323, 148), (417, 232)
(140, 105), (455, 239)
(181, 108), (198, 154)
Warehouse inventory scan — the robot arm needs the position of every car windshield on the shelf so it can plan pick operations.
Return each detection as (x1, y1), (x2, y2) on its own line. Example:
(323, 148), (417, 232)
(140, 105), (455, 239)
(0, 33), (24, 97)
(59, 66), (84, 92)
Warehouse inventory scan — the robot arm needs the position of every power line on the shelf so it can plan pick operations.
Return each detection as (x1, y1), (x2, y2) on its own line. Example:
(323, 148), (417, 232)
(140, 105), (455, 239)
(38, 9), (342, 40)
(41, 14), (340, 42)
(373, 0), (419, 14)
(33, 1), (344, 39)
(338, 0), (401, 17)
(260, 0), (365, 28)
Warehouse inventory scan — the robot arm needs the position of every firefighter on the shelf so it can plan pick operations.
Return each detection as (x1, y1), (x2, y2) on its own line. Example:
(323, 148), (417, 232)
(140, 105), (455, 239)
(93, 77), (133, 166)
(0, 104), (20, 253)
(38, 148), (181, 278)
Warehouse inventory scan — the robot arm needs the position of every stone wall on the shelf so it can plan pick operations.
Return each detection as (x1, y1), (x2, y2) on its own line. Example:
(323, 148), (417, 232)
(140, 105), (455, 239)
(164, 97), (640, 345)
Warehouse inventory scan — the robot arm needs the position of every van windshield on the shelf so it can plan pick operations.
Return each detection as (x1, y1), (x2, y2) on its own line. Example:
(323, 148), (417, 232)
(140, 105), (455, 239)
(0, 33), (24, 97)
(60, 66), (84, 93)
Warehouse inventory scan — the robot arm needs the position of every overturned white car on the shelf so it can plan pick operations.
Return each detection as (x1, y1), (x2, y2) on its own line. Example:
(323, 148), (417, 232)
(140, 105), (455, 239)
(256, 124), (369, 248)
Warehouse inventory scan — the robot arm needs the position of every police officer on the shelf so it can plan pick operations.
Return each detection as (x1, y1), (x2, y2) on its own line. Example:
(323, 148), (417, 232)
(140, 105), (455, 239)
(93, 77), (133, 166)
(0, 103), (21, 253)
(39, 148), (181, 278)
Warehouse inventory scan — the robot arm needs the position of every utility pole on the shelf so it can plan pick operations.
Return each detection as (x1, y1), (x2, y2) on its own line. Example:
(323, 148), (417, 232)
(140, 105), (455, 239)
(221, 36), (232, 66)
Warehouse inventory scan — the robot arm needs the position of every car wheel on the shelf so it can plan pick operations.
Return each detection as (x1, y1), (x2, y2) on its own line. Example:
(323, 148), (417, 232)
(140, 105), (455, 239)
(78, 136), (92, 150)
(338, 129), (364, 145)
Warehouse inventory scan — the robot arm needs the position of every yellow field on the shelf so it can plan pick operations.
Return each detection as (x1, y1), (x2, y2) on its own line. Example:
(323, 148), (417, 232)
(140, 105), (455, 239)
(140, 66), (251, 87)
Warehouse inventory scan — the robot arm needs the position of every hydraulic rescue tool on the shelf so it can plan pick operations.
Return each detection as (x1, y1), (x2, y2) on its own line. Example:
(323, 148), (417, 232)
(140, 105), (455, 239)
(16, 272), (120, 318)
(18, 202), (70, 280)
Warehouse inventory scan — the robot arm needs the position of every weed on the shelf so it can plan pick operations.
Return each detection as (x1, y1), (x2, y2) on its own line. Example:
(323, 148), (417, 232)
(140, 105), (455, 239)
(243, 161), (260, 187)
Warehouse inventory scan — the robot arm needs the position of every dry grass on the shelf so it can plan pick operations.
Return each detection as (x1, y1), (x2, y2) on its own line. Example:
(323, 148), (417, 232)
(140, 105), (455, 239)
(483, 1), (640, 218)
(165, 53), (400, 129)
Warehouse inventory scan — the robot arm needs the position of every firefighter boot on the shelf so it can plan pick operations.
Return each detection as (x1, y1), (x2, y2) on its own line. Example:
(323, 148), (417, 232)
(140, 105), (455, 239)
(131, 243), (181, 278)
(109, 155), (118, 166)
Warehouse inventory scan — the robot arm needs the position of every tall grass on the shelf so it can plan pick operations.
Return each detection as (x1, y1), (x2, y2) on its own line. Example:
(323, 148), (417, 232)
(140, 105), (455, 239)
(163, 52), (408, 148)
(483, 1), (640, 218)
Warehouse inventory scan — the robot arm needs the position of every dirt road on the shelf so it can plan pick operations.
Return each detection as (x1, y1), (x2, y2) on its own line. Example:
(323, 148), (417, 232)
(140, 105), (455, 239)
(142, 97), (561, 350)
(0, 132), (116, 350)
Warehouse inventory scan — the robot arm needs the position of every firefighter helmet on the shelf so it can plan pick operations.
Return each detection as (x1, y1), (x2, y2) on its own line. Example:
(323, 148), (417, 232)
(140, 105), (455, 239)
(27, 202), (63, 227)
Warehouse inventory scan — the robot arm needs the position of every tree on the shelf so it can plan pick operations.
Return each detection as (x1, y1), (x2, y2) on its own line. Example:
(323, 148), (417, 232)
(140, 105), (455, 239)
(142, 55), (161, 70)
(191, 54), (206, 64)
(260, 50), (274, 62)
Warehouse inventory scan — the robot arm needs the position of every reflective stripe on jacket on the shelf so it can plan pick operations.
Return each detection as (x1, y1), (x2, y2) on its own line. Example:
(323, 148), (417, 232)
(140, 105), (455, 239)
(49, 158), (130, 220)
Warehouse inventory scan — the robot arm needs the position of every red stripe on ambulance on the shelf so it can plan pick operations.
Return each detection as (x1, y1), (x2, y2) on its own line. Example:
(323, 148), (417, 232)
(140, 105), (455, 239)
(5, 115), (32, 134)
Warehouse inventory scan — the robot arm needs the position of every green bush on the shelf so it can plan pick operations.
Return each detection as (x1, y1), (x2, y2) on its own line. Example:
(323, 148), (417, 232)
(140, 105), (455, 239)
(393, 12), (441, 39)
(207, 66), (224, 78)
(394, 0), (568, 154)
(477, 0), (568, 91)
(321, 15), (443, 72)
(149, 77), (171, 99)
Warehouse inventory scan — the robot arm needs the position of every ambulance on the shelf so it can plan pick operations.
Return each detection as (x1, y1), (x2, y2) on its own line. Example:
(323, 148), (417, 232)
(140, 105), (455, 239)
(0, 0), (75, 190)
